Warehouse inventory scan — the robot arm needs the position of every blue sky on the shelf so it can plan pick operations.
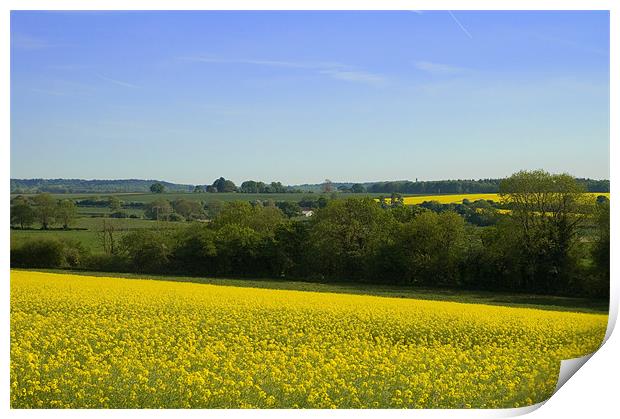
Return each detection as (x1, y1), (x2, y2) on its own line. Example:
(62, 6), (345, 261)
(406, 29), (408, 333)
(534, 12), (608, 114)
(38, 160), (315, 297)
(11, 11), (609, 185)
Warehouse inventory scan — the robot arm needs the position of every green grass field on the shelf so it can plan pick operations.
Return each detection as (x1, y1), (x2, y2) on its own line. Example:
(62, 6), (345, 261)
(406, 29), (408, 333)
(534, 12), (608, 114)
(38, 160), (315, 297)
(11, 191), (388, 204)
(11, 217), (181, 253)
(75, 206), (144, 217)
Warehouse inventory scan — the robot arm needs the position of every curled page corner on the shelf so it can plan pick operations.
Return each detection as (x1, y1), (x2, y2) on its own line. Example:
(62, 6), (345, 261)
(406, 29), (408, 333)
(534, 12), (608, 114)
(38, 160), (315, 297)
(498, 400), (546, 417)
(497, 353), (597, 417)
(554, 352), (594, 393)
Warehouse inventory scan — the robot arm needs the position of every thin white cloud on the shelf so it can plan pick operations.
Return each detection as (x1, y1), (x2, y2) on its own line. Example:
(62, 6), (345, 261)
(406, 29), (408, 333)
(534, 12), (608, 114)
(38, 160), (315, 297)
(179, 56), (336, 69)
(29, 88), (66, 96)
(12, 34), (55, 50)
(319, 69), (386, 86)
(180, 55), (385, 86)
(414, 61), (468, 75)
(48, 64), (90, 71)
(96, 73), (140, 89)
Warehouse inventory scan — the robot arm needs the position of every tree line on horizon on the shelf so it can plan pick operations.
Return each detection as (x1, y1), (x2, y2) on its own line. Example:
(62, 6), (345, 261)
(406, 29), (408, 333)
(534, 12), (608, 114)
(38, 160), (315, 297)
(11, 176), (610, 195)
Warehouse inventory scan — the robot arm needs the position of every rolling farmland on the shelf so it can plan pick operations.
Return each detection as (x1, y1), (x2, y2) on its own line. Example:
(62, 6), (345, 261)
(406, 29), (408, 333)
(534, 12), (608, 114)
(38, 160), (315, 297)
(10, 191), (386, 205)
(11, 191), (609, 254)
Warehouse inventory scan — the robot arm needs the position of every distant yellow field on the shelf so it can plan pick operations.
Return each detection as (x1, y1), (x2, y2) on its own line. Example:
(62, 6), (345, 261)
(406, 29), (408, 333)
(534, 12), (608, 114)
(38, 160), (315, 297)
(381, 192), (610, 206)
(11, 270), (607, 408)
(398, 194), (500, 205)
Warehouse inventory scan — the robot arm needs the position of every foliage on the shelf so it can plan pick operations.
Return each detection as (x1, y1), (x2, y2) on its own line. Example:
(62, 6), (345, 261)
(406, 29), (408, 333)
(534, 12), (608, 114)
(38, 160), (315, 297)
(275, 201), (301, 218)
(11, 178), (194, 193)
(240, 180), (288, 193)
(214, 224), (263, 275)
(212, 177), (238, 193)
(11, 197), (35, 229)
(11, 177), (609, 195)
(32, 193), (57, 229)
(81, 253), (130, 272)
(309, 198), (394, 281)
(387, 212), (467, 286)
(120, 229), (173, 272)
(499, 170), (587, 293)
(590, 198), (610, 297)
(9, 172), (610, 299)
(11, 238), (86, 268)
(170, 225), (217, 274)
(55, 199), (78, 229)
(108, 196), (122, 211)
(172, 199), (205, 220)
(149, 183), (165, 194)
(109, 211), (129, 218)
(211, 201), (285, 235)
(144, 199), (173, 221)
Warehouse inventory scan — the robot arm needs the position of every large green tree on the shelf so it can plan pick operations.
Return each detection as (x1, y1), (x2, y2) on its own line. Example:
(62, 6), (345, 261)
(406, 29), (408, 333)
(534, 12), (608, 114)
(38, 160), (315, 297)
(145, 199), (173, 221)
(55, 199), (78, 229)
(387, 211), (467, 286)
(499, 170), (587, 293)
(172, 199), (205, 220)
(240, 180), (259, 193)
(32, 193), (57, 230)
(309, 198), (394, 281)
(591, 197), (610, 297)
(121, 229), (172, 272)
(170, 224), (217, 273)
(214, 224), (262, 274)
(212, 177), (237, 193)
(150, 183), (165, 193)
(211, 201), (285, 235)
(10, 197), (35, 229)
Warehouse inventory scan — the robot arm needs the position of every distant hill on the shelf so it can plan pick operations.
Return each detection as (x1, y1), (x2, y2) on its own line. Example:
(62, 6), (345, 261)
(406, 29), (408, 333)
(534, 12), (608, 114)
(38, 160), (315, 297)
(11, 177), (609, 195)
(296, 178), (610, 194)
(10, 179), (194, 194)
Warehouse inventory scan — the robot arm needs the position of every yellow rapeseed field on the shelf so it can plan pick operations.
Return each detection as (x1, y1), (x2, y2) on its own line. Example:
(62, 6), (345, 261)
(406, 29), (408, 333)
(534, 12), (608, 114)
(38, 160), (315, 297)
(386, 192), (609, 205)
(391, 192), (610, 206)
(399, 194), (501, 205)
(11, 270), (607, 408)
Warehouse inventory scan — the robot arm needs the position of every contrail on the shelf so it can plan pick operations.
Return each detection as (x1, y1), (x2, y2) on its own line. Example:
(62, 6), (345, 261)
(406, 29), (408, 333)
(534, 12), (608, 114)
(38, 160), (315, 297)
(448, 11), (473, 39)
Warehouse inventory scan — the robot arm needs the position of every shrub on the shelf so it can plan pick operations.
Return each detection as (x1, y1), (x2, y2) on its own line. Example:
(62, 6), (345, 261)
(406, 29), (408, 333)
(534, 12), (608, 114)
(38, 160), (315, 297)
(82, 253), (130, 272)
(121, 229), (173, 272)
(110, 211), (128, 219)
(11, 238), (87, 268)
(170, 225), (217, 274)
(168, 213), (185, 222)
